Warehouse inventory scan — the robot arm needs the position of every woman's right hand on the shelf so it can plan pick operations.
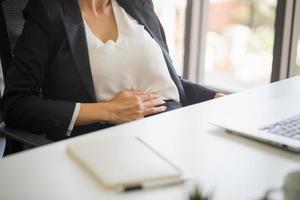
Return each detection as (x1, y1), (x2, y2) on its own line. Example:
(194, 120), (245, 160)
(106, 91), (167, 124)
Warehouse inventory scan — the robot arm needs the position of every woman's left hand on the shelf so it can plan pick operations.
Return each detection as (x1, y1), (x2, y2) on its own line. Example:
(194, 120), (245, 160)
(214, 93), (225, 99)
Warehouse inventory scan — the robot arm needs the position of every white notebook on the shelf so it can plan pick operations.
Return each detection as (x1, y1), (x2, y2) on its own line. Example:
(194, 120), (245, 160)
(67, 135), (184, 191)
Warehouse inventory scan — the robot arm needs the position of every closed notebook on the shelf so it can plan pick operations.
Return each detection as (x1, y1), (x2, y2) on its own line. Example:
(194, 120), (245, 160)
(66, 135), (183, 191)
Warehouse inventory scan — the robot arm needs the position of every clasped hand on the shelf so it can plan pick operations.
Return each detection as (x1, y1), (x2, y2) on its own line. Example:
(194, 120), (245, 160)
(107, 90), (167, 124)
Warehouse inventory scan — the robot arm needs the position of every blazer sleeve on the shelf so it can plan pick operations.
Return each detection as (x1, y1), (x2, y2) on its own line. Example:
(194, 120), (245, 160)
(0, 0), (75, 141)
(155, 14), (217, 105)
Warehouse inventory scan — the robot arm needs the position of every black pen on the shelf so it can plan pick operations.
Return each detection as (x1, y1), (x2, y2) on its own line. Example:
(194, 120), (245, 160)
(117, 178), (187, 192)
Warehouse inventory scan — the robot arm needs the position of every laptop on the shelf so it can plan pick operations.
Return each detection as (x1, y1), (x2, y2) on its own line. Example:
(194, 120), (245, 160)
(211, 92), (300, 152)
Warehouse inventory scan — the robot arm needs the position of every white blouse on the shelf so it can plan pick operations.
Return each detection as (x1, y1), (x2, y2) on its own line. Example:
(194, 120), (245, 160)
(67, 0), (179, 136)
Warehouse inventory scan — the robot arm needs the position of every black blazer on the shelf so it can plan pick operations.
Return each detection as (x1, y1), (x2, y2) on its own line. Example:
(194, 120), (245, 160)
(1, 0), (216, 141)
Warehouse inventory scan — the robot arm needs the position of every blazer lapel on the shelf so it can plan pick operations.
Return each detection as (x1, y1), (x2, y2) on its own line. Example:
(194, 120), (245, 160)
(61, 0), (96, 102)
(116, 0), (157, 42)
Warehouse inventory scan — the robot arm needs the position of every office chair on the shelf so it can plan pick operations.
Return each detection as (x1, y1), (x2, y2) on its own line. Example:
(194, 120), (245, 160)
(0, 0), (53, 155)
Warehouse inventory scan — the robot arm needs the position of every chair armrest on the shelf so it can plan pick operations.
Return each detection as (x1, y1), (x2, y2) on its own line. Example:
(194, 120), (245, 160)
(0, 123), (53, 147)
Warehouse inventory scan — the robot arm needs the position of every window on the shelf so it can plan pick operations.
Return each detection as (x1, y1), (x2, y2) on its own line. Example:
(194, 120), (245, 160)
(153, 0), (187, 75)
(203, 0), (278, 92)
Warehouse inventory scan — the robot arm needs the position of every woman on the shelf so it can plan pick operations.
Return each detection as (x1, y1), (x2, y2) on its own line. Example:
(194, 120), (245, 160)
(1, 0), (222, 141)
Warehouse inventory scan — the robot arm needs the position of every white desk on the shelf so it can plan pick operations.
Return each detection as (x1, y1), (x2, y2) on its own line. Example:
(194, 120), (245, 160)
(1, 77), (300, 200)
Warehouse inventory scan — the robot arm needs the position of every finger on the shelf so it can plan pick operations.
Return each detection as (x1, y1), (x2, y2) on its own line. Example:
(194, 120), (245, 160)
(144, 106), (167, 116)
(121, 90), (144, 96)
(139, 93), (161, 102)
(129, 90), (145, 95)
(214, 93), (225, 99)
(143, 98), (165, 108)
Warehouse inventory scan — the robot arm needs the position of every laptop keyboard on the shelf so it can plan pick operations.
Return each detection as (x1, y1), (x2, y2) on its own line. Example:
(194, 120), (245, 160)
(259, 115), (300, 140)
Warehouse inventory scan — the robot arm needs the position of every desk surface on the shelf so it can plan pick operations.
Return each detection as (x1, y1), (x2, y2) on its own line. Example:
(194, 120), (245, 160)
(1, 77), (300, 200)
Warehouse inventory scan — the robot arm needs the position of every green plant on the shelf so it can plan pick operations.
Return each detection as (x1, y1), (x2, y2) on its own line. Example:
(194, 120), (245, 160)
(189, 185), (210, 200)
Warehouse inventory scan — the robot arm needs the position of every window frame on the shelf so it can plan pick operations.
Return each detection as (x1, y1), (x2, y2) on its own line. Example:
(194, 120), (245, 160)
(287, 0), (300, 78)
(271, 0), (296, 82)
(183, 0), (208, 84)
